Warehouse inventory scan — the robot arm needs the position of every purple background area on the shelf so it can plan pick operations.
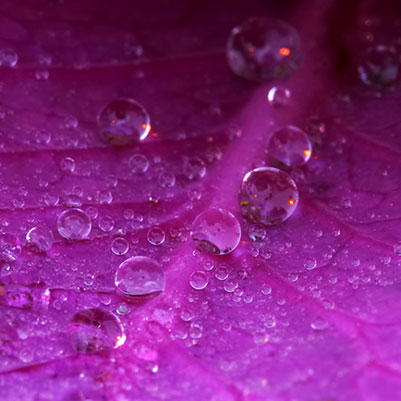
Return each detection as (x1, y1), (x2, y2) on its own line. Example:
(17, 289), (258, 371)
(0, 0), (400, 400)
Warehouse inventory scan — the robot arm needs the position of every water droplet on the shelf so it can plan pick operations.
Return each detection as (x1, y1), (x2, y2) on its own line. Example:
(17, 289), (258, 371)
(189, 271), (209, 290)
(227, 17), (301, 82)
(267, 86), (291, 107)
(35, 130), (51, 145)
(158, 171), (176, 188)
(239, 167), (299, 225)
(111, 237), (129, 255)
(0, 233), (21, 262)
(304, 257), (317, 270)
(99, 216), (114, 232)
(248, 224), (266, 241)
(267, 126), (312, 167)
(287, 272), (298, 282)
(115, 256), (165, 300)
(69, 308), (125, 353)
(358, 45), (398, 87)
(191, 208), (241, 255)
(26, 225), (54, 253)
(147, 227), (165, 246)
(97, 98), (151, 145)
(311, 317), (328, 331)
(60, 157), (75, 173)
(215, 266), (229, 281)
(34, 69), (49, 81)
(129, 153), (149, 174)
(184, 157), (206, 180)
(64, 115), (78, 129)
(57, 208), (92, 240)
(394, 242), (401, 256)
(0, 48), (18, 67)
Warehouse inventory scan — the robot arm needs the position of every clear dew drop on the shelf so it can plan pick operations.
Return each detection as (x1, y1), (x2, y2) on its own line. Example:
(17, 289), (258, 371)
(129, 153), (149, 174)
(215, 266), (229, 281)
(26, 225), (54, 253)
(189, 271), (209, 290)
(147, 227), (166, 246)
(183, 157), (206, 180)
(267, 126), (312, 167)
(115, 256), (165, 300)
(226, 17), (301, 82)
(111, 237), (129, 255)
(68, 308), (125, 353)
(267, 86), (291, 107)
(97, 98), (151, 146)
(191, 208), (241, 255)
(57, 208), (92, 240)
(0, 233), (21, 262)
(358, 45), (398, 87)
(0, 48), (18, 67)
(239, 167), (299, 225)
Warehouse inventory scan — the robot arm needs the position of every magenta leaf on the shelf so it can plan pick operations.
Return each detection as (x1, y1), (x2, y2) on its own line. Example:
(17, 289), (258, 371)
(0, 1), (400, 400)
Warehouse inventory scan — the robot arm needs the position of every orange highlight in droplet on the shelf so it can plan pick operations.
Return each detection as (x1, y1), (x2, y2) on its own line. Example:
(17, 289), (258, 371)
(280, 47), (290, 56)
(288, 199), (294, 205)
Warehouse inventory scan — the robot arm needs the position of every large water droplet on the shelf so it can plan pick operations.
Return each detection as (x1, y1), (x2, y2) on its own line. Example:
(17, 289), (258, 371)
(191, 208), (241, 255)
(69, 308), (125, 353)
(239, 167), (299, 225)
(227, 17), (301, 82)
(267, 126), (312, 167)
(57, 208), (92, 240)
(115, 256), (165, 300)
(26, 225), (54, 253)
(0, 233), (21, 262)
(189, 271), (209, 290)
(358, 45), (398, 87)
(97, 98), (151, 145)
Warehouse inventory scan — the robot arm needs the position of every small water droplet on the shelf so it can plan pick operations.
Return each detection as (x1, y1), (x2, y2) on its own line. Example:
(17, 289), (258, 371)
(35, 130), (51, 145)
(239, 167), (299, 225)
(215, 266), (229, 280)
(311, 317), (328, 331)
(98, 216), (114, 232)
(115, 256), (165, 300)
(158, 171), (176, 188)
(0, 233), (21, 262)
(64, 115), (78, 129)
(304, 257), (317, 270)
(97, 98), (151, 145)
(129, 153), (149, 174)
(147, 227), (166, 246)
(57, 208), (92, 240)
(189, 271), (209, 290)
(248, 224), (266, 241)
(69, 308), (125, 353)
(267, 126), (312, 167)
(111, 237), (129, 255)
(191, 208), (241, 255)
(358, 45), (398, 87)
(60, 157), (75, 173)
(184, 157), (206, 180)
(267, 86), (291, 107)
(227, 17), (301, 82)
(26, 225), (54, 253)
(0, 48), (18, 67)
(394, 242), (401, 256)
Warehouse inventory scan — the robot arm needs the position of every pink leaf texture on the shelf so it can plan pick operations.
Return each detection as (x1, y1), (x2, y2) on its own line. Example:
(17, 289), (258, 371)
(0, 0), (400, 400)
